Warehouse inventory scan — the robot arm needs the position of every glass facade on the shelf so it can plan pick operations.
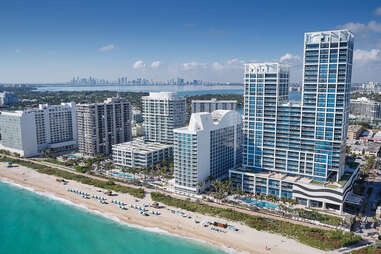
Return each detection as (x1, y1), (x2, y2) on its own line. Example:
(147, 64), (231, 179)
(242, 30), (354, 182)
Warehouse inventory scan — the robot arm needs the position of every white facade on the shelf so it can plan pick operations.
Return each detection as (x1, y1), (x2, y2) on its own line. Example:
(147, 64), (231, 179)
(191, 98), (237, 113)
(230, 165), (360, 213)
(112, 137), (173, 168)
(0, 103), (77, 157)
(174, 110), (242, 194)
(142, 92), (186, 144)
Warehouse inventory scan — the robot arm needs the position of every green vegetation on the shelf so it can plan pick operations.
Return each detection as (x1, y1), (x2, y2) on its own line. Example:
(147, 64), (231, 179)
(0, 157), (145, 198)
(10, 89), (243, 113)
(311, 180), (325, 185)
(151, 192), (361, 250)
(295, 209), (344, 227)
(43, 156), (108, 174)
(362, 156), (376, 175)
(350, 246), (381, 254)
(122, 160), (174, 179)
(10, 90), (148, 111)
(339, 172), (354, 186)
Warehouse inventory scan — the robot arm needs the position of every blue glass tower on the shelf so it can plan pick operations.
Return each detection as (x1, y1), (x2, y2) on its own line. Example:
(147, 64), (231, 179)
(241, 30), (354, 183)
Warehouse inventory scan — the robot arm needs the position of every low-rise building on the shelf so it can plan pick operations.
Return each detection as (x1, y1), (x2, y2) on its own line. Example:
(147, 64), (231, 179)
(348, 142), (381, 157)
(230, 164), (360, 214)
(349, 144), (364, 156)
(364, 142), (381, 157)
(191, 98), (237, 113)
(112, 137), (173, 169)
(132, 123), (144, 137)
(347, 125), (363, 140)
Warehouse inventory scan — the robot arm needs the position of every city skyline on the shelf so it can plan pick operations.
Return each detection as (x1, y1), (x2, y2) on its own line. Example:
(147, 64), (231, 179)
(0, 0), (380, 83)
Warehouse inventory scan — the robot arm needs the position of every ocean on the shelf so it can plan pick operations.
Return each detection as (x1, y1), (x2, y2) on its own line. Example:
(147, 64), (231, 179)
(0, 181), (226, 254)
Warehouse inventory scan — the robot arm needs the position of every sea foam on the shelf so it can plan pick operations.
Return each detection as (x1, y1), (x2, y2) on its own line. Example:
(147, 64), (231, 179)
(0, 178), (247, 254)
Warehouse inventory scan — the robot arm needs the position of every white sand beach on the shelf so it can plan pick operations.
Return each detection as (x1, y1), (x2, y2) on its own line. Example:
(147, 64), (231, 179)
(0, 162), (327, 254)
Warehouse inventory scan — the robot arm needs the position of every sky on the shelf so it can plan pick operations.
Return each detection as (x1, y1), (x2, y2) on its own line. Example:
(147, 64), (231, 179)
(0, 0), (380, 84)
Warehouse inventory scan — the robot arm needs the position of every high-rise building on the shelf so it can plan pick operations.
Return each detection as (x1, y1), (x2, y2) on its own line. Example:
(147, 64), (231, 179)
(174, 110), (242, 195)
(142, 92), (186, 144)
(77, 97), (132, 156)
(191, 98), (237, 113)
(230, 30), (359, 213)
(0, 92), (19, 106)
(0, 103), (77, 157)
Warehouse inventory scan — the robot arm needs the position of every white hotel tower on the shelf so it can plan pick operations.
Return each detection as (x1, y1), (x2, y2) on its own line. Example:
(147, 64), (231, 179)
(174, 110), (242, 195)
(0, 103), (77, 157)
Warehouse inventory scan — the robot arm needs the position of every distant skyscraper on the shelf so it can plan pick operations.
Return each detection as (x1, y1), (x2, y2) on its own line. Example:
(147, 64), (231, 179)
(142, 92), (186, 144)
(76, 97), (132, 156)
(191, 98), (237, 113)
(230, 30), (357, 213)
(0, 103), (77, 157)
(174, 110), (242, 194)
(0, 92), (19, 106)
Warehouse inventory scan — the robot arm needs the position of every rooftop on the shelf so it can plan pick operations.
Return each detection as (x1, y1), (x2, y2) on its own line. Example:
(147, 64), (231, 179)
(192, 98), (237, 103)
(142, 92), (183, 100)
(175, 110), (242, 133)
(244, 62), (288, 74)
(232, 161), (360, 189)
(112, 137), (172, 154)
(304, 30), (354, 43)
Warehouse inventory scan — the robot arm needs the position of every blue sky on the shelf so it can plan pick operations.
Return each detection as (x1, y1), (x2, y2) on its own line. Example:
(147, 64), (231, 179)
(0, 0), (380, 83)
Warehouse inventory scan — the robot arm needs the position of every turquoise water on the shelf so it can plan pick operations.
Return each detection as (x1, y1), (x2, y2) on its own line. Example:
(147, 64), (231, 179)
(67, 154), (80, 158)
(110, 171), (134, 179)
(0, 181), (225, 254)
(242, 199), (278, 209)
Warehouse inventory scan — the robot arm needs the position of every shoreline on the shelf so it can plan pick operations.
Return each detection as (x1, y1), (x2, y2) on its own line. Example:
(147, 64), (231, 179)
(0, 163), (326, 254)
(0, 178), (238, 254)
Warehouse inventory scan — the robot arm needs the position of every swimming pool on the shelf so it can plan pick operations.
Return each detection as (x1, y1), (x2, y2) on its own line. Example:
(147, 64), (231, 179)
(110, 171), (134, 179)
(241, 199), (278, 209)
(67, 154), (80, 158)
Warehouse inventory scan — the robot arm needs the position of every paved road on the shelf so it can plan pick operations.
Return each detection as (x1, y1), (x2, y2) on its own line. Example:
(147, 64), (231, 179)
(4, 155), (335, 231)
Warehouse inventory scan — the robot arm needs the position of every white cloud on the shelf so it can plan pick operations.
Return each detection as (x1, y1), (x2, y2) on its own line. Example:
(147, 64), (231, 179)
(374, 7), (381, 16)
(338, 21), (381, 34)
(354, 49), (381, 64)
(183, 59), (246, 72)
(15, 49), (21, 53)
(133, 60), (145, 69)
(338, 22), (367, 34)
(226, 58), (244, 65)
(151, 61), (161, 68)
(368, 21), (381, 33)
(183, 61), (205, 70)
(211, 62), (224, 70)
(98, 44), (115, 52)
(279, 53), (300, 63)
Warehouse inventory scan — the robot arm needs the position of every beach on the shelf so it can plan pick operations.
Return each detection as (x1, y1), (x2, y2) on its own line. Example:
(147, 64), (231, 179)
(0, 162), (326, 254)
